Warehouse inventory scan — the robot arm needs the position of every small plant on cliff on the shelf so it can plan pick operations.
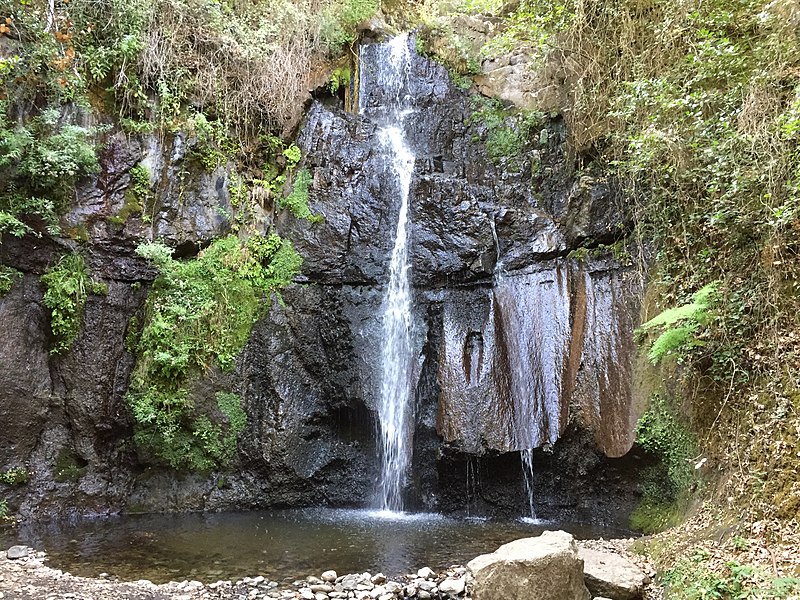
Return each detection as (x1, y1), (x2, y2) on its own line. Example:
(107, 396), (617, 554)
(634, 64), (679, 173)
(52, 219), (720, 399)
(0, 468), (29, 486)
(466, 97), (542, 164)
(637, 283), (719, 365)
(0, 266), (22, 297)
(127, 234), (300, 471)
(41, 253), (108, 355)
(280, 169), (323, 223)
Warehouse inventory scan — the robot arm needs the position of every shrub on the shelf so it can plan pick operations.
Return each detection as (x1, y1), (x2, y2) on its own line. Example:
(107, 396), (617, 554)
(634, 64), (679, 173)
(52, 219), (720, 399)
(41, 253), (107, 355)
(0, 103), (100, 238)
(466, 97), (543, 164)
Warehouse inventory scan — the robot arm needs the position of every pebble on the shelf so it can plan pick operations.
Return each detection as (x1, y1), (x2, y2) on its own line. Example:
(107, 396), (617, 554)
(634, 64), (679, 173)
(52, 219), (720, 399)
(0, 544), (477, 600)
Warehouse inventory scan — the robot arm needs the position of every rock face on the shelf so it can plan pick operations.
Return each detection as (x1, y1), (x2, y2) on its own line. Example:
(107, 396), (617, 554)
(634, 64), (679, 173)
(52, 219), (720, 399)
(0, 34), (645, 521)
(467, 531), (591, 600)
(579, 548), (648, 600)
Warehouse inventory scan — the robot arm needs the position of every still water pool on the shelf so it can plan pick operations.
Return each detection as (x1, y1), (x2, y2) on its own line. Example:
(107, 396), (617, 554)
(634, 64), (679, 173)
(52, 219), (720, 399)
(1, 509), (627, 584)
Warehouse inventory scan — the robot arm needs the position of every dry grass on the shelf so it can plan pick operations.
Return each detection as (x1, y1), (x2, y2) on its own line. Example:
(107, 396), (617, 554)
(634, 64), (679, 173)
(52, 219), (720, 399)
(139, 0), (325, 136)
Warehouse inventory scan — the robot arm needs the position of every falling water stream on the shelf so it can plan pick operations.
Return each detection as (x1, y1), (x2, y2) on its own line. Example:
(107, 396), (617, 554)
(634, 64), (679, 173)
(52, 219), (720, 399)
(360, 35), (416, 512)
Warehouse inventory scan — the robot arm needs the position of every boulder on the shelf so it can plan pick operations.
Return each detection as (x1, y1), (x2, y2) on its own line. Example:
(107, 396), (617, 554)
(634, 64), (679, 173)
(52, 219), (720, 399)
(467, 531), (590, 600)
(579, 548), (647, 600)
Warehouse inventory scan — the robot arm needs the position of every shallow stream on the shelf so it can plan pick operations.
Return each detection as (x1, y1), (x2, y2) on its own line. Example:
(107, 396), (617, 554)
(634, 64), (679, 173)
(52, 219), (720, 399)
(0, 509), (629, 584)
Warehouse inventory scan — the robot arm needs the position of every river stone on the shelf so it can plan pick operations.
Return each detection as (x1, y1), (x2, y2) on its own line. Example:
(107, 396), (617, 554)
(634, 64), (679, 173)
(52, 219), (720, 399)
(417, 567), (435, 579)
(467, 531), (590, 600)
(439, 576), (466, 595)
(384, 581), (402, 594)
(321, 570), (338, 582)
(340, 574), (362, 591)
(6, 546), (30, 559)
(579, 548), (647, 600)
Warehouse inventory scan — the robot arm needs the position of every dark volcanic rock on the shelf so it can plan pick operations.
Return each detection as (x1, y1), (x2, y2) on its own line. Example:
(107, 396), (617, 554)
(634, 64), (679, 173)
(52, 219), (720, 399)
(0, 34), (646, 523)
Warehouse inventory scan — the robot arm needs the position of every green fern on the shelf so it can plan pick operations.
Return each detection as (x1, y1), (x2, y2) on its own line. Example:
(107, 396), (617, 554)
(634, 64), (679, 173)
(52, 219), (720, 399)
(639, 282), (718, 364)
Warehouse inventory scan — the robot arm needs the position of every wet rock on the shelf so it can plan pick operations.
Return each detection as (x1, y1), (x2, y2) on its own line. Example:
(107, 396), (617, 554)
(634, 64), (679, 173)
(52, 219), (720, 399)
(467, 531), (590, 600)
(416, 567), (435, 580)
(579, 548), (647, 600)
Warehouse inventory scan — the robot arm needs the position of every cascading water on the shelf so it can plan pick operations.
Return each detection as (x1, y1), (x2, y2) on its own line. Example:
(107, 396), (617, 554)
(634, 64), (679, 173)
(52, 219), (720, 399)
(360, 35), (416, 512)
(520, 449), (537, 520)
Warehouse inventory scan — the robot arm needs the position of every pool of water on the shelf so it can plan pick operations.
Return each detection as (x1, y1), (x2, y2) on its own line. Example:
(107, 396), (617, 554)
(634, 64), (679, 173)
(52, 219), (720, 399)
(0, 509), (628, 584)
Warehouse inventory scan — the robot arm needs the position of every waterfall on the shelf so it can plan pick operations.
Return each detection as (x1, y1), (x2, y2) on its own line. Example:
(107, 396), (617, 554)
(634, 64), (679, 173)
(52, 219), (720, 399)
(360, 35), (416, 512)
(520, 448), (536, 520)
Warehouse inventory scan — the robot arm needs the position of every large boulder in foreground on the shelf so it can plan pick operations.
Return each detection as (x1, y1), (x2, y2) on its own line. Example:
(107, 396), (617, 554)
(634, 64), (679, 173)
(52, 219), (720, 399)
(466, 531), (591, 600)
(579, 548), (648, 600)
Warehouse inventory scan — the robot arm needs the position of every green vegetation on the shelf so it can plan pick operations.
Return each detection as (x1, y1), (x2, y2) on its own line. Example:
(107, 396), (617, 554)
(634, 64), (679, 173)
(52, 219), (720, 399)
(662, 549), (800, 600)
(631, 394), (699, 533)
(53, 449), (87, 482)
(0, 266), (22, 297)
(41, 253), (107, 355)
(280, 169), (322, 223)
(466, 97), (543, 164)
(416, 24), (481, 89)
(638, 283), (719, 365)
(320, 0), (380, 51)
(0, 468), (29, 486)
(2, 0), (380, 136)
(0, 104), (100, 239)
(127, 234), (300, 471)
(109, 163), (150, 228)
